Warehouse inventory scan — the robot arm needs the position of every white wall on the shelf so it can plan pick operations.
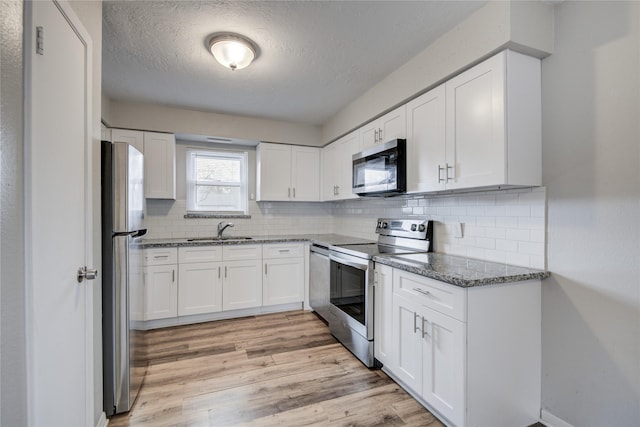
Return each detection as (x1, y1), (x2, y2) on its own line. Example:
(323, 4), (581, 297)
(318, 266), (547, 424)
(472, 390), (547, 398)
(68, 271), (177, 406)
(321, 0), (554, 143)
(108, 99), (323, 147)
(541, 2), (640, 425)
(0, 1), (27, 425)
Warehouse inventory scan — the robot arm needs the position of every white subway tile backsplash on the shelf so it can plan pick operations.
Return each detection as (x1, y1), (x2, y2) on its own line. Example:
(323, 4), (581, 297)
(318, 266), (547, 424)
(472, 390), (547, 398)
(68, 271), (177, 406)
(144, 187), (547, 269)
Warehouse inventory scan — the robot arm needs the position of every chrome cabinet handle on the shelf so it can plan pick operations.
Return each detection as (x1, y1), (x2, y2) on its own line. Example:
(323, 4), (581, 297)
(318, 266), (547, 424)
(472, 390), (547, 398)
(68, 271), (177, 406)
(153, 255), (169, 259)
(438, 165), (445, 183)
(293, 187), (296, 198)
(172, 269), (175, 282)
(421, 317), (430, 338)
(374, 129), (379, 143)
(218, 266), (221, 279)
(264, 264), (268, 275)
(225, 266), (227, 278)
(378, 128), (383, 142)
(412, 287), (431, 297)
(446, 163), (454, 182)
(335, 185), (339, 195)
(413, 312), (421, 334)
(77, 266), (98, 283)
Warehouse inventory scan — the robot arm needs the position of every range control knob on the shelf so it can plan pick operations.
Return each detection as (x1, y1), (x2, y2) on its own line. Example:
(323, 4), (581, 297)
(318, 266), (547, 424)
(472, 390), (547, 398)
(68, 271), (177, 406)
(410, 224), (417, 231)
(377, 221), (382, 228)
(382, 222), (388, 229)
(418, 224), (426, 232)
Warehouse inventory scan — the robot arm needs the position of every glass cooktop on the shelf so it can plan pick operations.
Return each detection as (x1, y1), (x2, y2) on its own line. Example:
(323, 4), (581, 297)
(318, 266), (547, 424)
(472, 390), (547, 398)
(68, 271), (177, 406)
(330, 243), (427, 259)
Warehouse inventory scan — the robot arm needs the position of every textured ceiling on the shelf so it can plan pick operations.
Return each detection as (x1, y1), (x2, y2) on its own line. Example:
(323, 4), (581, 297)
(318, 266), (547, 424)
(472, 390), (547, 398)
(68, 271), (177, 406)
(102, 1), (486, 126)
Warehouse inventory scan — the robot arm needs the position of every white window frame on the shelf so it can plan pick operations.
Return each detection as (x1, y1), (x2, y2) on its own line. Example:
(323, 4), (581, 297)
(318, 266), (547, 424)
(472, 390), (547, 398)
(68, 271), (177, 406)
(186, 149), (248, 214)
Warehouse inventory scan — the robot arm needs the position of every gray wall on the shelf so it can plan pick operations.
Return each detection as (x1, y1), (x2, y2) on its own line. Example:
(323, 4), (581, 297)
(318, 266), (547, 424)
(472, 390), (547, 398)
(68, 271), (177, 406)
(541, 2), (640, 425)
(0, 1), (27, 425)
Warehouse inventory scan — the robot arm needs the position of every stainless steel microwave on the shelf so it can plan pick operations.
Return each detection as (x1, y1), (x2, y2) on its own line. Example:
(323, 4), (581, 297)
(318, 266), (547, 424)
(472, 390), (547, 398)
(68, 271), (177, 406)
(352, 139), (406, 196)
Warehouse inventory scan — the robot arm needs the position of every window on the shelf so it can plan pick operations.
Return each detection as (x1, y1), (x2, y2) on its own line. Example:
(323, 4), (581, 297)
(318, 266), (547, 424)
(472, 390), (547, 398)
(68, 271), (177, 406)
(186, 149), (248, 213)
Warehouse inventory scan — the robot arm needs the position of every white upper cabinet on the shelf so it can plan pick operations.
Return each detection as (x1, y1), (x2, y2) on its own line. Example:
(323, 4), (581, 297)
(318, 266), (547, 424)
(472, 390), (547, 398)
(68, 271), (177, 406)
(144, 132), (176, 199)
(406, 85), (447, 193)
(322, 130), (360, 201)
(111, 128), (176, 199)
(360, 105), (406, 151)
(111, 128), (144, 153)
(445, 50), (541, 190)
(406, 50), (541, 194)
(256, 143), (320, 201)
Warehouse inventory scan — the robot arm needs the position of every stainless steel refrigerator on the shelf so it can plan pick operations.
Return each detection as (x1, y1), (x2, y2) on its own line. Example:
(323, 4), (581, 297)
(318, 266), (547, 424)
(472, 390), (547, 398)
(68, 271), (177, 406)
(101, 141), (147, 416)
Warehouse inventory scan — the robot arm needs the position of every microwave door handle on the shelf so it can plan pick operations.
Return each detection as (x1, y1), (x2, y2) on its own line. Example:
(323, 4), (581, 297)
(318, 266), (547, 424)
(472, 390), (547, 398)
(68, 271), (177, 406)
(329, 254), (368, 271)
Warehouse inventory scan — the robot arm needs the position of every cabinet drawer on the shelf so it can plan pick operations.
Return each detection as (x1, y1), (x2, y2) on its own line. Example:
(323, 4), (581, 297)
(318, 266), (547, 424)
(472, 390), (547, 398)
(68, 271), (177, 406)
(178, 246), (222, 263)
(222, 244), (262, 261)
(263, 243), (304, 259)
(144, 248), (178, 266)
(393, 269), (466, 321)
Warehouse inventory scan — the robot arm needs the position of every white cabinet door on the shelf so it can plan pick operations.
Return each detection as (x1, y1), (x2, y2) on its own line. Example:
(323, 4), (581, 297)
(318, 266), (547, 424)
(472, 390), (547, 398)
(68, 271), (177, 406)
(144, 264), (177, 320)
(421, 306), (466, 427)
(256, 143), (292, 201)
(291, 145), (320, 201)
(360, 106), (406, 151)
(321, 131), (358, 201)
(111, 128), (145, 153)
(263, 258), (304, 306)
(322, 142), (339, 200)
(335, 131), (359, 200)
(374, 263), (394, 367)
(222, 259), (262, 311)
(445, 52), (506, 189)
(392, 292), (423, 393)
(380, 105), (406, 144)
(144, 132), (176, 199)
(178, 262), (223, 316)
(406, 85), (446, 193)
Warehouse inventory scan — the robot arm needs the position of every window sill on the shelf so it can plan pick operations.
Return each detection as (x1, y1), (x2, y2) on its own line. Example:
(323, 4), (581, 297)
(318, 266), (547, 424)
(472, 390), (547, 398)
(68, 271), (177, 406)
(184, 213), (251, 219)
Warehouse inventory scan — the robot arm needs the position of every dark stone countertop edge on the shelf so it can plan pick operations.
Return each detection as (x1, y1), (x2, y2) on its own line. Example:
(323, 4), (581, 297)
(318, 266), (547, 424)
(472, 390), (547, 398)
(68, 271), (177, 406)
(138, 234), (374, 249)
(373, 255), (550, 288)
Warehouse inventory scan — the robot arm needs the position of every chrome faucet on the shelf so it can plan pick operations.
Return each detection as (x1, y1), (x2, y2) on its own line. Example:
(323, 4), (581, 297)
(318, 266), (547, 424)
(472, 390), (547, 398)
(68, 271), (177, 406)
(217, 221), (234, 238)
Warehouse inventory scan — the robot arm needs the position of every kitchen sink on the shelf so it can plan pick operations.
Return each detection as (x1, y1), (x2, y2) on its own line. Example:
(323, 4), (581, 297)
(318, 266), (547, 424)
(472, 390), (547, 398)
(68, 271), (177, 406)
(186, 236), (253, 242)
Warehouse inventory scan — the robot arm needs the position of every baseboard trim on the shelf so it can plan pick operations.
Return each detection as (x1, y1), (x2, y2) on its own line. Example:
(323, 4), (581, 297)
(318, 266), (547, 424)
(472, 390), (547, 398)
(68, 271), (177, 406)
(540, 409), (574, 427)
(96, 412), (108, 427)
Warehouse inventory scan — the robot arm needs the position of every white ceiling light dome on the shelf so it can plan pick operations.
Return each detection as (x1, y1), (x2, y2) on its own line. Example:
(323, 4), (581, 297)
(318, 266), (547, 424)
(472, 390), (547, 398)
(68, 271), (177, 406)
(208, 33), (258, 71)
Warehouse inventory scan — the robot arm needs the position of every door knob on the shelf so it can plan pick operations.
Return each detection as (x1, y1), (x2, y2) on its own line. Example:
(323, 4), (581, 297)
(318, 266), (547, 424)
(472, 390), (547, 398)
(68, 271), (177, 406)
(77, 266), (98, 283)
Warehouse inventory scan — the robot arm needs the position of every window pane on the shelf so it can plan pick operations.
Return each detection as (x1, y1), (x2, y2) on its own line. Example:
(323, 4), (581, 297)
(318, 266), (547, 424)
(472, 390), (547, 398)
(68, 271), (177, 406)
(195, 156), (241, 183)
(196, 185), (241, 211)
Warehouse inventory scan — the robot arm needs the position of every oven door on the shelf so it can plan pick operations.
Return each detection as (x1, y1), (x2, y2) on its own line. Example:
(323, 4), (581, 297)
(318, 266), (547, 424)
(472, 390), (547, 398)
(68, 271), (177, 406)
(328, 251), (373, 340)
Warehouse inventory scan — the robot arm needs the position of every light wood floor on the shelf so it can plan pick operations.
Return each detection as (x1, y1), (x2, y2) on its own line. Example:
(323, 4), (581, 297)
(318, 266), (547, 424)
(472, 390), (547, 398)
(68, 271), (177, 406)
(108, 310), (444, 427)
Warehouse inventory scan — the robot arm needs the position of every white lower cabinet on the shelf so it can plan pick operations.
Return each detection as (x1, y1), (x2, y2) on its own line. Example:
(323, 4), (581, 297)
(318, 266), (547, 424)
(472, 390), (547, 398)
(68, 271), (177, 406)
(222, 259), (263, 311)
(178, 247), (223, 316)
(374, 263), (394, 367)
(262, 243), (304, 306)
(143, 248), (178, 321)
(384, 267), (541, 427)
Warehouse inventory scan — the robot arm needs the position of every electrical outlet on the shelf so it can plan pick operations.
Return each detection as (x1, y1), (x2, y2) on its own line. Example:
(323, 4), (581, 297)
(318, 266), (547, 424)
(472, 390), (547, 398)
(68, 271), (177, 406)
(454, 222), (464, 239)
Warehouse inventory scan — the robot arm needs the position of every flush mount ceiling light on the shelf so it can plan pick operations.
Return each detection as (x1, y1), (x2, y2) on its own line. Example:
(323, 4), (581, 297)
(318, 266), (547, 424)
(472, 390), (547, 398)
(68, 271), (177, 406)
(208, 33), (258, 71)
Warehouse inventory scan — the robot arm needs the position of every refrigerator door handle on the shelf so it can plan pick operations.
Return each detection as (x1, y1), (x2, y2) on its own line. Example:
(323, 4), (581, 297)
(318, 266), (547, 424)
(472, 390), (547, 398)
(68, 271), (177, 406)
(113, 229), (147, 239)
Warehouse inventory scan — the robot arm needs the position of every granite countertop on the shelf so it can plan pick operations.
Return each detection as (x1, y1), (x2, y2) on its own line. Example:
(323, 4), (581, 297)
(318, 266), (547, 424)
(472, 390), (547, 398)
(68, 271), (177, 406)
(139, 233), (374, 249)
(373, 252), (550, 288)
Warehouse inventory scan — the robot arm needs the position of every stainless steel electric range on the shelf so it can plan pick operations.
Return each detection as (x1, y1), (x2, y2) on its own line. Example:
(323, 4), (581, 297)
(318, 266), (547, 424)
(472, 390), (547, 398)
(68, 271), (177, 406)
(326, 218), (433, 367)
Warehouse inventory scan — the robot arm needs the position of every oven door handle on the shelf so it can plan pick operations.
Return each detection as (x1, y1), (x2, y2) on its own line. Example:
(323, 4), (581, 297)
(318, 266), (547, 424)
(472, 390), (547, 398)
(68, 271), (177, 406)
(329, 254), (368, 271)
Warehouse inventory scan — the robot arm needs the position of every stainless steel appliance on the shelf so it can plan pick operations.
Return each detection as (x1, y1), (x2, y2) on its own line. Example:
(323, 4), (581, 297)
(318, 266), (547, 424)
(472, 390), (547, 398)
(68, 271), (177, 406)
(309, 244), (332, 322)
(352, 139), (406, 196)
(101, 141), (147, 416)
(328, 218), (433, 367)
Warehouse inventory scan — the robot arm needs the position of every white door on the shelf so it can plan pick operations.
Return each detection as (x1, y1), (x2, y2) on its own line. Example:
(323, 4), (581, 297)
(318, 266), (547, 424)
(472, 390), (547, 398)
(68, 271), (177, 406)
(222, 260), (262, 311)
(257, 143), (292, 201)
(263, 258), (304, 306)
(26, 1), (93, 425)
(374, 264), (394, 367)
(392, 293), (422, 393)
(291, 146), (320, 201)
(144, 265), (178, 320)
(178, 262), (223, 316)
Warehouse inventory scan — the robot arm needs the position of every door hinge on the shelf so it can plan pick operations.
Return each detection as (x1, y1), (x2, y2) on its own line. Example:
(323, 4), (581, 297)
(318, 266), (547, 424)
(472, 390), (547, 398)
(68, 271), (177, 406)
(36, 26), (44, 55)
